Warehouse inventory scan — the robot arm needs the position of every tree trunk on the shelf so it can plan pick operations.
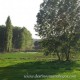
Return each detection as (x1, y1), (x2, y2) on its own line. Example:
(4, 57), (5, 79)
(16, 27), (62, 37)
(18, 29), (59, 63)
(65, 50), (70, 61)
(57, 52), (61, 61)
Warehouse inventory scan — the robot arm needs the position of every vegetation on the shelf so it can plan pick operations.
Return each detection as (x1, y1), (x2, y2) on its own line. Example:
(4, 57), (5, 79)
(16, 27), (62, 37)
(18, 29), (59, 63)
(33, 39), (41, 50)
(35, 0), (80, 61)
(0, 52), (80, 80)
(19, 27), (33, 51)
(13, 27), (33, 51)
(5, 16), (13, 52)
(0, 25), (6, 51)
(0, 17), (33, 52)
(0, 0), (80, 80)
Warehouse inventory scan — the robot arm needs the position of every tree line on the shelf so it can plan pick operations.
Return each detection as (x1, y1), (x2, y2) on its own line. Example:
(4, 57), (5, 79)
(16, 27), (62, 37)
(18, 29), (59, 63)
(0, 16), (33, 52)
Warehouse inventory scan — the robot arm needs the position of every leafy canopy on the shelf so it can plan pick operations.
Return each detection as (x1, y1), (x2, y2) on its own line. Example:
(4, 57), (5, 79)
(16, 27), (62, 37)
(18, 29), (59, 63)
(35, 0), (80, 60)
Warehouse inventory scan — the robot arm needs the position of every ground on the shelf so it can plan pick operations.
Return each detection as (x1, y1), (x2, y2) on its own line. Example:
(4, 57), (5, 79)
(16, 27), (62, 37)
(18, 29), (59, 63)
(0, 52), (80, 80)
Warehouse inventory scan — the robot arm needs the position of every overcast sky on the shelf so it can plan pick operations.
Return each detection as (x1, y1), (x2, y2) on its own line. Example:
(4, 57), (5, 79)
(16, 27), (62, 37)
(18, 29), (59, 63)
(0, 0), (43, 39)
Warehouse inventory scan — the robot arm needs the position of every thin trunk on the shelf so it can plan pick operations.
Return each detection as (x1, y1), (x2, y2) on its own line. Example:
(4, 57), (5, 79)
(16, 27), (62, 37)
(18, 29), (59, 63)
(65, 50), (70, 61)
(57, 52), (61, 61)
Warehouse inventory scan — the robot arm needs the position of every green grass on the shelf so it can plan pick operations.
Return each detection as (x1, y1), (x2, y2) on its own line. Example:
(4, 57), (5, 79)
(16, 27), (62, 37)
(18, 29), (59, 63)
(0, 52), (80, 80)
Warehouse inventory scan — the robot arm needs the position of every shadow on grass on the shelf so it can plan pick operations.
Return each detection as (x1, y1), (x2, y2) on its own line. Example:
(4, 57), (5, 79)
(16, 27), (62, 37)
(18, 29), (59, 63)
(0, 60), (79, 80)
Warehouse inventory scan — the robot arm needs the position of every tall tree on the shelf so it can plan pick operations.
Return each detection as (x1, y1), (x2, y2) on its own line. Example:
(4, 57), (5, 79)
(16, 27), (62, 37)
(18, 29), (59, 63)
(5, 16), (13, 52)
(13, 26), (21, 49)
(19, 27), (33, 51)
(35, 0), (80, 61)
(0, 25), (6, 51)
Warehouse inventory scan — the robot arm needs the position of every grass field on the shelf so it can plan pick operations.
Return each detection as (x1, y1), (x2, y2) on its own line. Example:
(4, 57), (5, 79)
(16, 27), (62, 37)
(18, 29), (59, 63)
(0, 52), (80, 80)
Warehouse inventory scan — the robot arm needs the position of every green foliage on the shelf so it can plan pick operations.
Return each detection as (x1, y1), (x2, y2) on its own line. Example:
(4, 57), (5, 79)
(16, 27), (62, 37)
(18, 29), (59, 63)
(13, 26), (33, 51)
(13, 27), (21, 49)
(19, 27), (33, 51)
(0, 25), (6, 51)
(33, 39), (42, 51)
(0, 17), (33, 52)
(35, 0), (80, 61)
(5, 16), (13, 52)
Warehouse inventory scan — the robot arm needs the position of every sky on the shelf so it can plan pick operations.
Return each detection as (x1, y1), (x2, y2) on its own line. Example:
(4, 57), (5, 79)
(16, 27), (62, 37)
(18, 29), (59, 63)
(0, 0), (43, 39)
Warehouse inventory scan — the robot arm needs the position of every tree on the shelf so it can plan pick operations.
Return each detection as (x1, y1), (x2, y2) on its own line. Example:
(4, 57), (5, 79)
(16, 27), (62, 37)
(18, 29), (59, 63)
(0, 17), (33, 52)
(5, 16), (13, 52)
(13, 26), (33, 51)
(19, 27), (33, 51)
(35, 0), (80, 61)
(34, 39), (41, 50)
(0, 25), (6, 51)
(13, 26), (21, 49)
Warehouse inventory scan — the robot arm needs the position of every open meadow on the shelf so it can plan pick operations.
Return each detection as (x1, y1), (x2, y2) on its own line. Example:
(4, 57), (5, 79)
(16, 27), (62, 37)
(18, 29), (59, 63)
(0, 52), (80, 80)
